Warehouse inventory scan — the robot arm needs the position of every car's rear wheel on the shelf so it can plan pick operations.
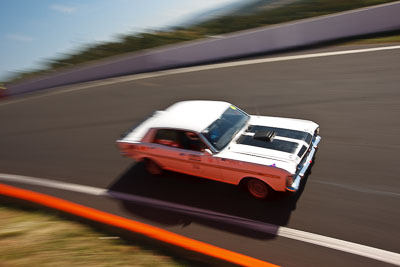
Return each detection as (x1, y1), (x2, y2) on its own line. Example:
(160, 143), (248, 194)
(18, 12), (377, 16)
(247, 178), (269, 199)
(144, 159), (162, 175)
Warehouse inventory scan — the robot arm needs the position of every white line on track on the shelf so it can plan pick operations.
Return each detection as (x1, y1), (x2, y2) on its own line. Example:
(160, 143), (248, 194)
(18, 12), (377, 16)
(2, 44), (400, 107)
(313, 179), (400, 198)
(1, 173), (399, 266)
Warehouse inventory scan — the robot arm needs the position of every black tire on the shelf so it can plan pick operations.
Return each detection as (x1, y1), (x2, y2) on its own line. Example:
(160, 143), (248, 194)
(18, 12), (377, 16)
(246, 178), (269, 199)
(144, 159), (163, 175)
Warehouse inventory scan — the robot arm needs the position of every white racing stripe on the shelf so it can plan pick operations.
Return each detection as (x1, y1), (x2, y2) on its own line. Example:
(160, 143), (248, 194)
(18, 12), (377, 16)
(2, 44), (400, 107)
(0, 173), (399, 266)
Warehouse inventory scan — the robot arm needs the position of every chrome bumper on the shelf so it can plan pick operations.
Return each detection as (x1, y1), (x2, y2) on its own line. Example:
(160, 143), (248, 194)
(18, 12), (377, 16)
(286, 135), (321, 192)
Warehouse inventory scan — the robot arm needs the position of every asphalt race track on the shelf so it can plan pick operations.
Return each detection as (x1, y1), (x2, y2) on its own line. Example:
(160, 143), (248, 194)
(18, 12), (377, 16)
(1, 44), (399, 266)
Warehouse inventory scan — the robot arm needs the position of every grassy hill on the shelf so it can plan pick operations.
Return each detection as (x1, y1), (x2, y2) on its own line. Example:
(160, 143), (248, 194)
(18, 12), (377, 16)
(8, 0), (398, 83)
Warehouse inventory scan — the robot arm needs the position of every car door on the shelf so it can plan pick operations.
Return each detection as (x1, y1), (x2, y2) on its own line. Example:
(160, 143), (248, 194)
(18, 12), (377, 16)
(178, 131), (223, 181)
(150, 129), (223, 181)
(148, 129), (193, 172)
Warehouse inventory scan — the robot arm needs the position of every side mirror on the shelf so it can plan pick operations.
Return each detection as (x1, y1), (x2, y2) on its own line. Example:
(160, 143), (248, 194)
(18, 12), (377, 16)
(203, 148), (212, 155)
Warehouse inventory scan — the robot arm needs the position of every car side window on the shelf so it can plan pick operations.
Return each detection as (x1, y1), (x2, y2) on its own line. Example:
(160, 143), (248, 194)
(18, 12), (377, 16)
(181, 132), (206, 152)
(153, 129), (182, 148)
(153, 129), (206, 152)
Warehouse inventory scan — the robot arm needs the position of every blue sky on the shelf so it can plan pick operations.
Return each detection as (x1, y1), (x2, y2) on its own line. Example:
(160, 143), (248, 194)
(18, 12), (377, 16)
(0, 0), (239, 81)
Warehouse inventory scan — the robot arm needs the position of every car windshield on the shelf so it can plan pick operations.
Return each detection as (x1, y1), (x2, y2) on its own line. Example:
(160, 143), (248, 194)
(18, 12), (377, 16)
(202, 105), (249, 151)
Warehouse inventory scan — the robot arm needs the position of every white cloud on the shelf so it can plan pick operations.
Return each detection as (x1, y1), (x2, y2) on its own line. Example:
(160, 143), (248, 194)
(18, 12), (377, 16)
(6, 34), (33, 42)
(164, 8), (194, 18)
(50, 4), (76, 14)
(163, 0), (240, 21)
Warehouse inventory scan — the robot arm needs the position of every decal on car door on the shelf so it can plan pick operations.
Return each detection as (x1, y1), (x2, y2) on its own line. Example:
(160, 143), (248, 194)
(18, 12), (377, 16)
(188, 154), (201, 162)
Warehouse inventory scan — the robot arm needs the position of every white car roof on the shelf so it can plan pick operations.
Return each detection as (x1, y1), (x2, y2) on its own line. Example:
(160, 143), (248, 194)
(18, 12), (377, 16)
(151, 100), (231, 133)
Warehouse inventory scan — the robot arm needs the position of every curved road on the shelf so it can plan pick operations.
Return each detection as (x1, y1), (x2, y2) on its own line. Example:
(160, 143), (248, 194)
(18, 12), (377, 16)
(1, 44), (399, 266)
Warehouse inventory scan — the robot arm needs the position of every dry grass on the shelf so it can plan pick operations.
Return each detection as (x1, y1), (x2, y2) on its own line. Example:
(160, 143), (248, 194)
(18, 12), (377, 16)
(0, 205), (187, 267)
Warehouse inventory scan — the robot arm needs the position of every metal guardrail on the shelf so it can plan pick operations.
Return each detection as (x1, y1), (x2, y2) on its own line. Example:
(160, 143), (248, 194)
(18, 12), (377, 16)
(7, 2), (400, 96)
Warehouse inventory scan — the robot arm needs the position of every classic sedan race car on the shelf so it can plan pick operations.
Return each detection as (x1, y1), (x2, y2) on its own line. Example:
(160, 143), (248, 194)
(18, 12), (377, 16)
(116, 101), (321, 199)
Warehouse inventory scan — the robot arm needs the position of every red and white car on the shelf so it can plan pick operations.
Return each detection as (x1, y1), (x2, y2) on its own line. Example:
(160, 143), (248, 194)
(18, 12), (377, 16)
(116, 101), (321, 199)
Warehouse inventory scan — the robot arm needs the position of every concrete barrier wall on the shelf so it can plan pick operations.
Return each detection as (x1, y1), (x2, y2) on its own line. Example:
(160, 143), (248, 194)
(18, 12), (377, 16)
(8, 2), (400, 96)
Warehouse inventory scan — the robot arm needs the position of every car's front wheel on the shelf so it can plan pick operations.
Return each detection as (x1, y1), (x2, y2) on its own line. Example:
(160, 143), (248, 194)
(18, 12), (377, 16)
(246, 178), (269, 199)
(144, 158), (163, 175)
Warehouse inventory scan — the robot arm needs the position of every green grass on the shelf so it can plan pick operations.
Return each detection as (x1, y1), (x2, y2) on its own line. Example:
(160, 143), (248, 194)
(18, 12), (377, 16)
(343, 32), (400, 45)
(0, 204), (188, 267)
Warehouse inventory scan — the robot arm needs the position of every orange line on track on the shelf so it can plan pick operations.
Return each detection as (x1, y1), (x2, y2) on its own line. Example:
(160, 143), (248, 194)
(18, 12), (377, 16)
(0, 183), (279, 267)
